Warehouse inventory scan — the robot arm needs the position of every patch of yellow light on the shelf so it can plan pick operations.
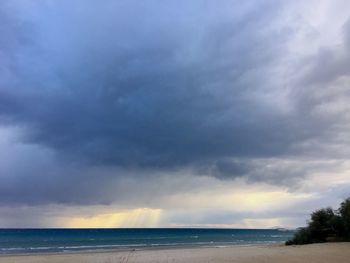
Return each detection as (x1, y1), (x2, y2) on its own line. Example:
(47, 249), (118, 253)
(167, 188), (312, 212)
(64, 208), (162, 228)
(227, 191), (313, 212)
(235, 191), (291, 209)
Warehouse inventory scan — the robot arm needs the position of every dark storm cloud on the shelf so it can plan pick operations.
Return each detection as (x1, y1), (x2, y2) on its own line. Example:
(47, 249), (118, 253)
(1, 0), (350, 208)
(0, 133), (205, 205)
(0, 0), (300, 169)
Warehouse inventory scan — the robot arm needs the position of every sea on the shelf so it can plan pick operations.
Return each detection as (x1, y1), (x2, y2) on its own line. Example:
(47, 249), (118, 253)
(0, 228), (294, 254)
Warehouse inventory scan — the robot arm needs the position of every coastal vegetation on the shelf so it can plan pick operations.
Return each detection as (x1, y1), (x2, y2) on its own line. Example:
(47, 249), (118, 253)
(286, 198), (350, 245)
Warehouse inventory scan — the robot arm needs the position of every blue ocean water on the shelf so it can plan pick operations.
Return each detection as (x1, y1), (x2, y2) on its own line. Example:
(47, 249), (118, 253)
(0, 228), (294, 254)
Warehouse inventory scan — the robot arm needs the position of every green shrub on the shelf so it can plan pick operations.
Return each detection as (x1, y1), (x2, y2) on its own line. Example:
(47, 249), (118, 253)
(286, 198), (350, 245)
(308, 208), (336, 242)
(286, 227), (312, 245)
(339, 198), (350, 238)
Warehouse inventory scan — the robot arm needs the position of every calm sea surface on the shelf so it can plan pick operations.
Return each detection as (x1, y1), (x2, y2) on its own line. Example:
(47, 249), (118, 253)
(0, 228), (294, 254)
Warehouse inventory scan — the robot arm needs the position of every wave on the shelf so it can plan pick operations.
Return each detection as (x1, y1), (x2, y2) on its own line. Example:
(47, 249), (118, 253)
(0, 240), (284, 254)
(0, 229), (294, 254)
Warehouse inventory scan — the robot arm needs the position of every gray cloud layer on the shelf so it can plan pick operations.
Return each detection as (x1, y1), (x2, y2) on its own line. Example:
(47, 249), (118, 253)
(0, 0), (350, 209)
(1, 1), (298, 166)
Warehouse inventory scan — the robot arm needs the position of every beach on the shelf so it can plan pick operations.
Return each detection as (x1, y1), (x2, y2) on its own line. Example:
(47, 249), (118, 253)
(1, 243), (349, 263)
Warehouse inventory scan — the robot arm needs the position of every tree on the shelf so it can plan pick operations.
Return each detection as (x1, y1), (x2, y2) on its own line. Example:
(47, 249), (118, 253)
(339, 198), (350, 238)
(285, 227), (311, 245)
(308, 208), (336, 242)
(286, 197), (350, 245)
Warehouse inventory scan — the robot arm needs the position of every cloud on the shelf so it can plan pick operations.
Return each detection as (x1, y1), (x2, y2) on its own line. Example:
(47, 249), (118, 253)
(0, 0), (350, 227)
(0, 0), (301, 169)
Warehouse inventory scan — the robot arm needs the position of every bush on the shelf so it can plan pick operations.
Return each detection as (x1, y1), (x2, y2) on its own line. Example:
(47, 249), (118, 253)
(339, 198), (350, 238)
(286, 198), (350, 245)
(286, 227), (312, 245)
(308, 208), (336, 242)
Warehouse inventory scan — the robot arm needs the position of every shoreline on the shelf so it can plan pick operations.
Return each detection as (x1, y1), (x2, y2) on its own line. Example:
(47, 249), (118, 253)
(0, 243), (283, 257)
(0, 243), (349, 263)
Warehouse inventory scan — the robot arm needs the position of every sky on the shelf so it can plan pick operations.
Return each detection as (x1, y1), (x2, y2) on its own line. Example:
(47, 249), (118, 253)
(0, 0), (350, 228)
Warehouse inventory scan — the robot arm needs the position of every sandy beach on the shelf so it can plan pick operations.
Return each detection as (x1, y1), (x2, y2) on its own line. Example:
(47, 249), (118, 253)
(1, 243), (349, 263)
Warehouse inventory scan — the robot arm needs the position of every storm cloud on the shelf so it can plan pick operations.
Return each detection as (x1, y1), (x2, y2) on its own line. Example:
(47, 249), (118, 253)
(1, 0), (304, 167)
(0, 0), (350, 227)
